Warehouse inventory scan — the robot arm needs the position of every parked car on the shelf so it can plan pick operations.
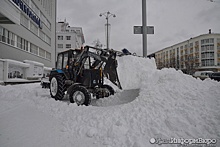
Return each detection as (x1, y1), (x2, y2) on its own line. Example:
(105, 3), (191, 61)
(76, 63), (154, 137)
(193, 71), (214, 80)
(209, 72), (220, 82)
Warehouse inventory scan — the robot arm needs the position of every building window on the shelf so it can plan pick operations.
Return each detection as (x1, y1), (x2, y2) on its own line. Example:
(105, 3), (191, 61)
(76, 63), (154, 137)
(66, 36), (71, 40)
(217, 39), (220, 50)
(20, 14), (29, 29)
(30, 22), (38, 36)
(46, 51), (51, 60)
(58, 36), (63, 40)
(66, 44), (71, 48)
(2, 28), (8, 43)
(201, 59), (214, 66)
(39, 48), (45, 58)
(23, 39), (28, 51)
(17, 36), (29, 51)
(209, 45), (214, 51)
(30, 43), (38, 55)
(17, 36), (22, 49)
(4, 31), (15, 46)
(58, 44), (63, 48)
(201, 52), (214, 59)
(201, 46), (205, 52)
(30, 1), (40, 16)
(205, 39), (209, 44)
(45, 35), (51, 45)
(23, 0), (29, 4)
(201, 40), (204, 44)
(0, 26), (3, 39)
(40, 12), (51, 30)
(201, 38), (214, 45)
(39, 30), (45, 40)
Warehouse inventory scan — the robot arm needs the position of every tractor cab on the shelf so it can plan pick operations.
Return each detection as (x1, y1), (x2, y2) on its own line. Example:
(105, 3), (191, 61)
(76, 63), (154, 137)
(56, 49), (82, 70)
(55, 49), (82, 81)
(54, 48), (104, 88)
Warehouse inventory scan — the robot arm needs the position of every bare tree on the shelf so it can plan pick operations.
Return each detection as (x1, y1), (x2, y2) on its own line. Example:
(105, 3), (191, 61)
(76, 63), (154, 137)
(184, 54), (199, 75)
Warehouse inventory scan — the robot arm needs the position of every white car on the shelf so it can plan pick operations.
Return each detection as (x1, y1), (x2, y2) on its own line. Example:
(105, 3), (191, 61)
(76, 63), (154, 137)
(193, 71), (213, 80)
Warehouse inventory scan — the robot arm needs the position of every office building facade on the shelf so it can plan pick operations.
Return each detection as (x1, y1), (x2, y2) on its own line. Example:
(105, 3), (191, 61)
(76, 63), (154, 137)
(154, 32), (220, 74)
(56, 21), (84, 57)
(0, 0), (56, 67)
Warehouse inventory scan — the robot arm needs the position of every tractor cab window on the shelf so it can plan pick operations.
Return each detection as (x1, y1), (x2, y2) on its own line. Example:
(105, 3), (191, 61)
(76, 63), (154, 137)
(68, 50), (83, 66)
(84, 58), (90, 69)
(70, 51), (79, 62)
(57, 54), (63, 69)
(63, 53), (68, 69)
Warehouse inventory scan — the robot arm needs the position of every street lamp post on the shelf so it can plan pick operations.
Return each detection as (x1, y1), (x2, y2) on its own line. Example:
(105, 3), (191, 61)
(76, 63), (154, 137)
(99, 11), (116, 49)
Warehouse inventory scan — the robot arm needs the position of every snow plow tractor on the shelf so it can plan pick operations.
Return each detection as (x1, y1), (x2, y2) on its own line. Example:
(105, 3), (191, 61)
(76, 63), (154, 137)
(49, 46), (122, 106)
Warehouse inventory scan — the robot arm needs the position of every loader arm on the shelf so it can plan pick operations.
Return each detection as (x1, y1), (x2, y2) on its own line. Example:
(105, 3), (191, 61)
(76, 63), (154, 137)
(103, 53), (122, 89)
(74, 46), (122, 89)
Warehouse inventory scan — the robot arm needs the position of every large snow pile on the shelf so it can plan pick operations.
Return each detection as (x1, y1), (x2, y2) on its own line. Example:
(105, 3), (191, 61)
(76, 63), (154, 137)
(0, 55), (220, 147)
(117, 56), (157, 90)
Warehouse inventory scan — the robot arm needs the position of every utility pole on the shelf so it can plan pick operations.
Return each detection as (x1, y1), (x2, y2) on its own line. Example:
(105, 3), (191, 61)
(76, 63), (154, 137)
(133, 0), (154, 57)
(142, 0), (147, 57)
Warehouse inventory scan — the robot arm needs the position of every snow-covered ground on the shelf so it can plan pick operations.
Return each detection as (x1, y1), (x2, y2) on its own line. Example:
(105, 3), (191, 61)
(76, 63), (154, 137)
(0, 56), (220, 147)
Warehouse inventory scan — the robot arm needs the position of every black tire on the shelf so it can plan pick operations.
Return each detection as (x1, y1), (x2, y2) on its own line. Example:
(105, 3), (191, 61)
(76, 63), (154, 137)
(96, 84), (115, 99)
(50, 74), (66, 100)
(69, 85), (91, 106)
(102, 84), (115, 95)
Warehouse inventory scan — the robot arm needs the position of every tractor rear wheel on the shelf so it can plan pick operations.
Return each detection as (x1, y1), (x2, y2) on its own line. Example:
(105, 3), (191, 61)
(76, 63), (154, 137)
(69, 85), (91, 106)
(50, 74), (66, 100)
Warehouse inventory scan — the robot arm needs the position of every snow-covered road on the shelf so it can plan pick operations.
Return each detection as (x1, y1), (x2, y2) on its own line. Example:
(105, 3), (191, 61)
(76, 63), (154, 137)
(0, 56), (220, 147)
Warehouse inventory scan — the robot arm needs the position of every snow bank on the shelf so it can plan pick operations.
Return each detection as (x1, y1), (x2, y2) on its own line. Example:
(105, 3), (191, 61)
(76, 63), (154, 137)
(117, 55), (157, 90)
(0, 55), (220, 147)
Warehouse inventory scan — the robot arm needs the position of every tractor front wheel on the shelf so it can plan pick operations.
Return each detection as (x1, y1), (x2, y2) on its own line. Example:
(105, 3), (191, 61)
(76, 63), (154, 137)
(69, 85), (91, 106)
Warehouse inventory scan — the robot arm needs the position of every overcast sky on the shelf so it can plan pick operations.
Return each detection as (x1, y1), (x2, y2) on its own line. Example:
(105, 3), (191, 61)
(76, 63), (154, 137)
(57, 0), (220, 56)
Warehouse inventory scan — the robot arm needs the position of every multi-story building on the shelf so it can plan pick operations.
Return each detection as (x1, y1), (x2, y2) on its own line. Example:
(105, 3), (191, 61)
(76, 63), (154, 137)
(56, 20), (85, 56)
(153, 31), (220, 74)
(0, 0), (56, 67)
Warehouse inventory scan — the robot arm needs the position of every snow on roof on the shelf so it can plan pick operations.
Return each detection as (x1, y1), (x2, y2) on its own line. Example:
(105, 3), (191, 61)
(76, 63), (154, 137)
(3, 59), (30, 67)
(23, 60), (44, 66)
